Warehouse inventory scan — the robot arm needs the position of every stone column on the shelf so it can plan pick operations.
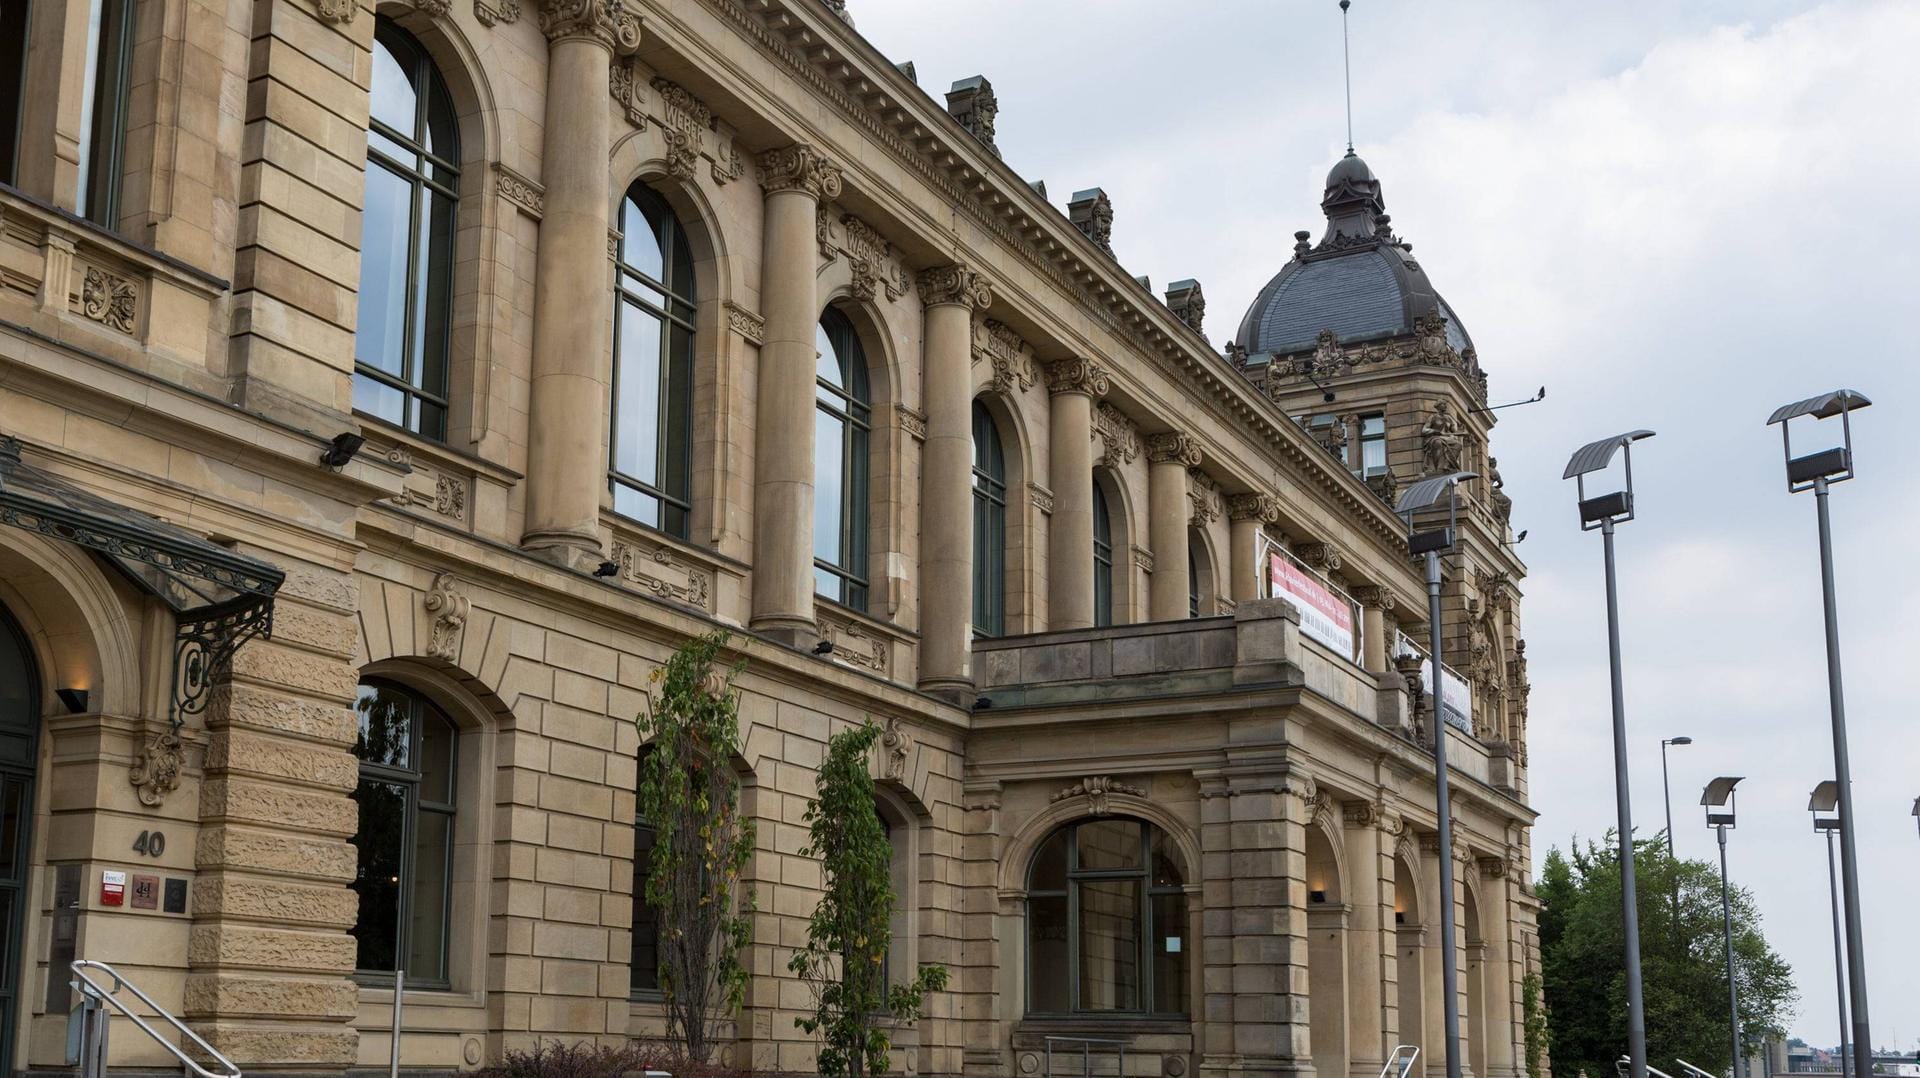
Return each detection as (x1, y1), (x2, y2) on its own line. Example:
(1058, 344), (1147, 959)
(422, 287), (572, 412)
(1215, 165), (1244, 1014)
(1354, 586), (1397, 674)
(521, 0), (641, 565)
(747, 143), (843, 643)
(1342, 802), (1391, 1078)
(918, 264), (992, 697)
(1227, 493), (1279, 604)
(1419, 836), (1472, 1078)
(1146, 432), (1200, 621)
(1043, 359), (1108, 630)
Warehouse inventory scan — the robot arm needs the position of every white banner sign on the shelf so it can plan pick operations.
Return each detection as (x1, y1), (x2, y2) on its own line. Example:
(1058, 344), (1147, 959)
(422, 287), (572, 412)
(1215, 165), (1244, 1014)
(1268, 551), (1359, 661)
(1396, 631), (1473, 733)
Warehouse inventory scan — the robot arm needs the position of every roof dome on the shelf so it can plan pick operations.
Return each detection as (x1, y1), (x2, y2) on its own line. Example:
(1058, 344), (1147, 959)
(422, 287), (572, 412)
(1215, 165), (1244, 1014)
(1234, 152), (1474, 362)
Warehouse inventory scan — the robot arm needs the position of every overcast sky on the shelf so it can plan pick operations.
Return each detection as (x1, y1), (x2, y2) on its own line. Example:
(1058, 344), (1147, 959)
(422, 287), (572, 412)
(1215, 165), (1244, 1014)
(850, 0), (1920, 1051)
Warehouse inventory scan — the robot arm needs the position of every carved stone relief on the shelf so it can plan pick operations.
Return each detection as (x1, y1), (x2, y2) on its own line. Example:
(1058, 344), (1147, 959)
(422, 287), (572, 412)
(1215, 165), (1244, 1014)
(1092, 402), (1139, 467)
(651, 77), (711, 181)
(971, 319), (1038, 393)
(879, 716), (913, 781)
(817, 608), (889, 675)
(1050, 775), (1145, 817)
(609, 535), (715, 611)
(129, 727), (184, 807)
(424, 573), (471, 663)
(494, 163), (544, 218)
(81, 266), (137, 333)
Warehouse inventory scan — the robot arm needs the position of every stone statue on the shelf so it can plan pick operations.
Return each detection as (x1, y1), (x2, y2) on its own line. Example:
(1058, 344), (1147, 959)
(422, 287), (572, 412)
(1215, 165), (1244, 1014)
(1420, 400), (1464, 475)
(1488, 456), (1513, 524)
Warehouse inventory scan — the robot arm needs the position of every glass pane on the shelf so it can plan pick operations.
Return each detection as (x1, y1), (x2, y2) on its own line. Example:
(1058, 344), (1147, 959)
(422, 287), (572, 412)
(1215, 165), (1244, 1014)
(413, 188), (457, 399)
(355, 163), (414, 378)
(408, 806), (452, 982)
(423, 69), (457, 162)
(351, 779), (407, 972)
(0, 776), (23, 877)
(1029, 828), (1069, 892)
(612, 483), (661, 530)
(612, 300), (663, 485)
(369, 32), (418, 143)
(1150, 828), (1183, 886)
(353, 374), (405, 428)
(816, 321), (841, 387)
(417, 711), (454, 804)
(1077, 879), (1141, 1011)
(1075, 819), (1141, 871)
(1152, 891), (1190, 1014)
(814, 408), (844, 569)
(662, 321), (694, 512)
(1027, 893), (1069, 1013)
(631, 822), (659, 993)
(621, 191), (664, 283)
(354, 684), (412, 768)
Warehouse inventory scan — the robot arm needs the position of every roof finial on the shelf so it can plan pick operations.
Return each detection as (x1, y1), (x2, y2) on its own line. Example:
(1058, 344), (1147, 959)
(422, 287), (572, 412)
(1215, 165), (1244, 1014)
(1340, 0), (1355, 154)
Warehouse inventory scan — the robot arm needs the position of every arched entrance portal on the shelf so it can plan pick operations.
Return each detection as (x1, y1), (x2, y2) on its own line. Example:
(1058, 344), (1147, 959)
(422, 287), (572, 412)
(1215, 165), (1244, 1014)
(1393, 852), (1425, 1066)
(0, 603), (41, 1072)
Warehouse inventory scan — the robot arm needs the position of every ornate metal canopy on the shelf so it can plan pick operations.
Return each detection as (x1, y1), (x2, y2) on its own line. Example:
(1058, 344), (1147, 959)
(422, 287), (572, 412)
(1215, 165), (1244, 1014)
(0, 436), (283, 723)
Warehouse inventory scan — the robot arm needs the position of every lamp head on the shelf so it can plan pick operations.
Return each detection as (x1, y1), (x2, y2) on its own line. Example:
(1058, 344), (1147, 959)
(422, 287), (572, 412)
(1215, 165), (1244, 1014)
(1396, 471), (1478, 556)
(1701, 775), (1743, 828)
(1809, 780), (1842, 831)
(1766, 389), (1870, 492)
(1563, 430), (1655, 530)
(1666, 735), (1693, 747)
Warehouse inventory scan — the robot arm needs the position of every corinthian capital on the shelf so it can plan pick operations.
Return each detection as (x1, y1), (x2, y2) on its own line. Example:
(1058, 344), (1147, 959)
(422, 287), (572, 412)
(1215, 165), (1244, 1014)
(756, 144), (843, 200)
(538, 0), (640, 50)
(1226, 492), (1280, 524)
(1043, 358), (1110, 398)
(1145, 431), (1201, 467)
(917, 264), (993, 311)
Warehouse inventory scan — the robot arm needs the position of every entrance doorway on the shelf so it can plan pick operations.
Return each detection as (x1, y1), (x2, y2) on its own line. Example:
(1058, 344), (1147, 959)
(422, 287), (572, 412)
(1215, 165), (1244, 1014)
(0, 604), (40, 1074)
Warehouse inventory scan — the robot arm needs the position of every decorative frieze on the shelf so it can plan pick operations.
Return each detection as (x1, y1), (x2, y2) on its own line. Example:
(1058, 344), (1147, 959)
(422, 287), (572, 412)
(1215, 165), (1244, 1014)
(1067, 187), (1113, 255)
(1226, 492), (1280, 525)
(758, 143), (843, 200)
(493, 163), (544, 218)
(538, 0), (640, 50)
(423, 573), (470, 663)
(895, 404), (927, 441)
(1050, 775), (1145, 818)
(1144, 431), (1201, 468)
(831, 212), (911, 301)
(81, 266), (136, 333)
(724, 301), (765, 345)
(1093, 402), (1139, 467)
(919, 263), (992, 310)
(971, 319), (1036, 392)
(474, 0), (521, 25)
(609, 56), (646, 128)
(1041, 358), (1109, 398)
(609, 534), (715, 611)
(1187, 470), (1221, 526)
(1131, 545), (1154, 573)
(1028, 483), (1053, 514)
(650, 77), (711, 181)
(817, 607), (889, 675)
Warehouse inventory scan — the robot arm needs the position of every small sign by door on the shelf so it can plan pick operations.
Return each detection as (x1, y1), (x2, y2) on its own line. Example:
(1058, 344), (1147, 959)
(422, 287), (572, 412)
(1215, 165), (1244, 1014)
(130, 874), (159, 910)
(99, 870), (126, 907)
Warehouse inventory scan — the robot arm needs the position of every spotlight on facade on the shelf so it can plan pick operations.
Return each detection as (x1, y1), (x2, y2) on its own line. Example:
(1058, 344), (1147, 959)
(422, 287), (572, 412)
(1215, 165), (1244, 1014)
(1308, 889), (1328, 905)
(55, 687), (88, 714)
(318, 431), (366, 468)
(1766, 390), (1870, 491)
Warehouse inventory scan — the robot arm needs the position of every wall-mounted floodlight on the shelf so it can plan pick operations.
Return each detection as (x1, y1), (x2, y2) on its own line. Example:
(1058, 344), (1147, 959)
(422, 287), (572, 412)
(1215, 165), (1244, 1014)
(1396, 471), (1478, 555)
(1702, 776), (1743, 828)
(1767, 390), (1870, 491)
(1563, 430), (1655, 528)
(1809, 780), (1841, 833)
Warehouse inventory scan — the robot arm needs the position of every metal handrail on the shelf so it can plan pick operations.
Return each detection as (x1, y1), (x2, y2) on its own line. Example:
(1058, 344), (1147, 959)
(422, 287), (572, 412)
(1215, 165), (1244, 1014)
(1620, 1055), (1693, 1078)
(1380, 1045), (1420, 1078)
(1675, 1061), (1718, 1078)
(71, 960), (243, 1078)
(1043, 1035), (1127, 1078)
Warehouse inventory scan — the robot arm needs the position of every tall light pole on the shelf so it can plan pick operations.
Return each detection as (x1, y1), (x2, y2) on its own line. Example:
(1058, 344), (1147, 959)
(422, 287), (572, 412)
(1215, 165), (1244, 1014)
(1661, 736), (1693, 856)
(1395, 470), (1478, 1078)
(1767, 389), (1873, 1078)
(1810, 782), (1851, 1078)
(1703, 777), (1746, 1078)
(1564, 430), (1655, 1078)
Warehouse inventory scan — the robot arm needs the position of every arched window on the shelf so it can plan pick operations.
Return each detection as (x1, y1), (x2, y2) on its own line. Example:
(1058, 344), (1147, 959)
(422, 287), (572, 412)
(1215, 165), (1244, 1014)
(971, 402), (1007, 637)
(611, 181), (697, 538)
(813, 308), (870, 610)
(353, 18), (459, 440)
(1027, 818), (1188, 1016)
(1093, 481), (1114, 627)
(351, 679), (457, 986)
(631, 745), (660, 996)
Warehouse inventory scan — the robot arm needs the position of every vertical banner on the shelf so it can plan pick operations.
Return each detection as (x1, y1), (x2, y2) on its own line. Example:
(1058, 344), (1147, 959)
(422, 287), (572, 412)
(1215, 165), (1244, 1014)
(1394, 630), (1474, 733)
(1267, 551), (1360, 662)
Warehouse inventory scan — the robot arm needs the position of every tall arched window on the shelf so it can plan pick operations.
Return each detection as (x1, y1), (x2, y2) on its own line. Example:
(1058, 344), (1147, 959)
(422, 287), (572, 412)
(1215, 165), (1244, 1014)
(1093, 481), (1114, 627)
(971, 402), (1006, 637)
(610, 181), (697, 538)
(813, 309), (870, 610)
(351, 679), (457, 986)
(354, 18), (459, 440)
(1027, 818), (1188, 1016)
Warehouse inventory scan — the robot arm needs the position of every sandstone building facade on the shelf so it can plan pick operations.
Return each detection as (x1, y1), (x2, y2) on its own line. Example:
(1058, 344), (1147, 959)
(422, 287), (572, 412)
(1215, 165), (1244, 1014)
(0, 1), (1542, 1077)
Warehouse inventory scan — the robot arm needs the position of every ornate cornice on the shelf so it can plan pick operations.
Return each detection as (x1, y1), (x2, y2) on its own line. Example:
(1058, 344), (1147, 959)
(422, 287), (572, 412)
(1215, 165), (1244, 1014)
(1296, 541), (1344, 574)
(1145, 431), (1201, 467)
(537, 0), (640, 51)
(1227, 492), (1280, 525)
(1042, 358), (1110, 398)
(651, 77), (712, 181)
(756, 143), (843, 200)
(1187, 470), (1222, 526)
(918, 263), (992, 311)
(1050, 775), (1145, 817)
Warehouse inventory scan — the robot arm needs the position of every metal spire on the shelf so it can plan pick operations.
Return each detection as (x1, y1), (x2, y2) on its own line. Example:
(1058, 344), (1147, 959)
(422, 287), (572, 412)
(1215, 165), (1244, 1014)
(1340, 0), (1354, 153)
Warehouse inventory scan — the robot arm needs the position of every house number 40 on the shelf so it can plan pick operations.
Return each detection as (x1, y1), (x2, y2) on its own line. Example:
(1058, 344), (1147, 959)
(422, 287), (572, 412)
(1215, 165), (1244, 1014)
(132, 831), (166, 857)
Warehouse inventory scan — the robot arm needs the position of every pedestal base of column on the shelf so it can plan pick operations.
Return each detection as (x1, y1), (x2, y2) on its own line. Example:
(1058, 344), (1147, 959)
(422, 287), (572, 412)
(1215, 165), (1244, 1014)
(962, 1047), (1007, 1078)
(520, 531), (604, 573)
(918, 677), (977, 709)
(750, 615), (819, 650)
(1201, 1055), (1318, 1078)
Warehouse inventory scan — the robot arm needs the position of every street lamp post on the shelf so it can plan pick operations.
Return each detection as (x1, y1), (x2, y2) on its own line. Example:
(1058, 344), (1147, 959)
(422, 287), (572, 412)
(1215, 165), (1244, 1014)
(1809, 782), (1851, 1078)
(1395, 470), (1478, 1078)
(1661, 736), (1693, 856)
(1702, 777), (1746, 1078)
(1766, 389), (1873, 1078)
(1564, 430), (1655, 1078)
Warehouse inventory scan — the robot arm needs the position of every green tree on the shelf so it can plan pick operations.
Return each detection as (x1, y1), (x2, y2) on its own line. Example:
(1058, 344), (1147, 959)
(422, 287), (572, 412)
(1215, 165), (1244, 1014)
(789, 722), (948, 1078)
(637, 632), (756, 1063)
(1537, 833), (1797, 1078)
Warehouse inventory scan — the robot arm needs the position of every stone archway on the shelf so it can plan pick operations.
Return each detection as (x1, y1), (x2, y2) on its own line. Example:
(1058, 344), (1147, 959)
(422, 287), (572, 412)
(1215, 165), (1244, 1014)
(1465, 884), (1487, 1078)
(1393, 847), (1426, 1068)
(1306, 820), (1350, 1078)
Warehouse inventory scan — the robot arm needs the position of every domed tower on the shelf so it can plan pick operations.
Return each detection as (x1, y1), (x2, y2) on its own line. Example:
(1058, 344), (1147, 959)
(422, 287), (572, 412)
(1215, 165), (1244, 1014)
(1234, 151), (1531, 790)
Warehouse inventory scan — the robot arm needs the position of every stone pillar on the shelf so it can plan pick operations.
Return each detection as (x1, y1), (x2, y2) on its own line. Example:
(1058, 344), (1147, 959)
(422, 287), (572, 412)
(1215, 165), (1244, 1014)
(917, 264), (993, 697)
(188, 559), (363, 1068)
(1342, 802), (1391, 1078)
(748, 143), (842, 642)
(1419, 836), (1472, 1078)
(1146, 432), (1200, 621)
(1354, 586), (1397, 674)
(1227, 493), (1279, 604)
(520, 0), (641, 565)
(1478, 859), (1519, 1078)
(1043, 359), (1107, 630)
